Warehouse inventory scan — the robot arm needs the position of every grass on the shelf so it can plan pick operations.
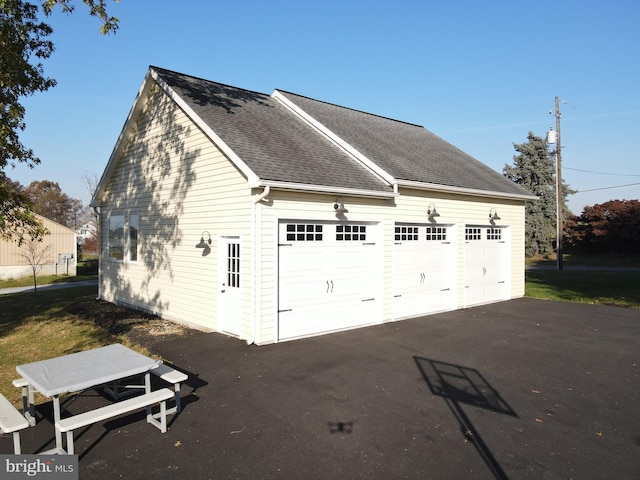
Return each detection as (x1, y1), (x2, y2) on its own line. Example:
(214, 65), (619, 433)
(525, 252), (640, 308)
(525, 252), (640, 268)
(526, 270), (640, 308)
(0, 257), (98, 289)
(0, 285), (156, 407)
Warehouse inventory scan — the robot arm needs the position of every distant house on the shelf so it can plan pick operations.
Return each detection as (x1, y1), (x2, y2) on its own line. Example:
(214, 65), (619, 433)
(0, 214), (77, 280)
(92, 66), (535, 344)
(76, 221), (97, 245)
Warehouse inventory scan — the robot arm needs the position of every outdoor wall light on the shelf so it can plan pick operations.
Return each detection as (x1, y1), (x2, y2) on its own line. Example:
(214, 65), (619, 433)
(196, 231), (212, 256)
(333, 196), (348, 215)
(489, 209), (501, 221)
(196, 231), (212, 249)
(427, 203), (440, 219)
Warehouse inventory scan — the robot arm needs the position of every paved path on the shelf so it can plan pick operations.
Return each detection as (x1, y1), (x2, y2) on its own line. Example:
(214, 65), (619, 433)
(0, 279), (97, 295)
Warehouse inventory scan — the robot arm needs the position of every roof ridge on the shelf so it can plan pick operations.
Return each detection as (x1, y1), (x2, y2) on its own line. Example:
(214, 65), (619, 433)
(149, 65), (271, 98)
(275, 89), (425, 129)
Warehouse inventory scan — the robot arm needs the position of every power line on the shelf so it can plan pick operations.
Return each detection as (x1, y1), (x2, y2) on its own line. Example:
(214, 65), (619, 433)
(565, 167), (640, 177)
(575, 182), (640, 193)
(564, 147), (640, 162)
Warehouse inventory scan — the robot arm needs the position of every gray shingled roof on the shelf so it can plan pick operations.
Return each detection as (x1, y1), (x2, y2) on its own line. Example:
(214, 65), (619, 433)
(277, 91), (531, 197)
(151, 67), (392, 194)
(152, 67), (530, 198)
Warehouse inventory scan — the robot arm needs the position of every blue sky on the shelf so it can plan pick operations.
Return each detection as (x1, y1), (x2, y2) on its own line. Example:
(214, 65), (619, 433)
(11, 0), (640, 215)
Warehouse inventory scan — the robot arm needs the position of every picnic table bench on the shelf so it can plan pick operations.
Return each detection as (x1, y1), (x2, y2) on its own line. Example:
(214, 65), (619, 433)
(56, 387), (174, 455)
(150, 363), (188, 414)
(12, 377), (35, 426)
(0, 393), (30, 454)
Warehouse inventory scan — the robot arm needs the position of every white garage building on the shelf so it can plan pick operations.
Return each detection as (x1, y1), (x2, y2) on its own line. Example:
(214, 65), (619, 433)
(93, 67), (535, 344)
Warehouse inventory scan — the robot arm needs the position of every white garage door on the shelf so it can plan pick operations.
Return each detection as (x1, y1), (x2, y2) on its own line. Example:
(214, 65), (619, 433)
(464, 226), (509, 306)
(278, 221), (380, 341)
(393, 224), (456, 319)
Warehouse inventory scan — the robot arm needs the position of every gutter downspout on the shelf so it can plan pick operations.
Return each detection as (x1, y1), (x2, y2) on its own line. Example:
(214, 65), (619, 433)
(249, 186), (270, 345)
(92, 206), (102, 301)
(254, 185), (271, 204)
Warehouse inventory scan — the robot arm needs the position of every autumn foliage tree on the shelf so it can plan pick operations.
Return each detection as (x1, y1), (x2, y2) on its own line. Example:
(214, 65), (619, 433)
(565, 199), (640, 254)
(24, 179), (85, 228)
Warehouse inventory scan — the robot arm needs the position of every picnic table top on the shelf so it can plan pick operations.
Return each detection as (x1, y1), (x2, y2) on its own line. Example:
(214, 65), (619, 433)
(16, 344), (159, 397)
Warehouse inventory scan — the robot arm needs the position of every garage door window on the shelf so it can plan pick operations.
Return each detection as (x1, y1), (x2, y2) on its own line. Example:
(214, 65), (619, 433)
(426, 226), (447, 241)
(465, 227), (482, 241)
(487, 228), (502, 240)
(395, 226), (419, 241)
(336, 225), (366, 241)
(286, 224), (323, 242)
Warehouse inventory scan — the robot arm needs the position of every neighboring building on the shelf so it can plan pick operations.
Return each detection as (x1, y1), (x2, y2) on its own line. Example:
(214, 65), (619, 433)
(76, 221), (97, 246)
(0, 214), (77, 280)
(92, 66), (536, 344)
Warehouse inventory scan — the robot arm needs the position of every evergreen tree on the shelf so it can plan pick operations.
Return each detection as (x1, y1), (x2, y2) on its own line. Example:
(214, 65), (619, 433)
(503, 132), (574, 257)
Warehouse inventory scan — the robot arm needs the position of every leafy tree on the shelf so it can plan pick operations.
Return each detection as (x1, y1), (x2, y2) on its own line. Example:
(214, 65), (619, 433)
(0, 0), (118, 239)
(503, 132), (574, 257)
(24, 179), (86, 227)
(566, 199), (640, 254)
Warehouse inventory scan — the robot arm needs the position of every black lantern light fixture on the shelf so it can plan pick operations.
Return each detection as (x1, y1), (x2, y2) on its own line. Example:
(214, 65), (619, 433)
(196, 231), (212, 248)
(427, 203), (440, 219)
(333, 196), (348, 215)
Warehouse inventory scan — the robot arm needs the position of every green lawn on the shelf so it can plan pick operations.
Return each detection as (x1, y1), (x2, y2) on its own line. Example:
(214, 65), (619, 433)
(0, 257), (98, 289)
(0, 286), (152, 407)
(525, 269), (640, 308)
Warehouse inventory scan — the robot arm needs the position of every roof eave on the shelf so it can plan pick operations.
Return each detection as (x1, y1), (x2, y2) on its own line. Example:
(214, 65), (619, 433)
(397, 180), (538, 201)
(255, 180), (398, 199)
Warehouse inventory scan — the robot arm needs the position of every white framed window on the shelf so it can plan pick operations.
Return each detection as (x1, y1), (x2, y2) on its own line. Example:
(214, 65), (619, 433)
(426, 226), (447, 241)
(336, 224), (366, 241)
(129, 212), (139, 262)
(109, 215), (125, 260)
(395, 226), (419, 241)
(487, 228), (502, 240)
(285, 223), (323, 242)
(465, 227), (482, 241)
(109, 212), (140, 262)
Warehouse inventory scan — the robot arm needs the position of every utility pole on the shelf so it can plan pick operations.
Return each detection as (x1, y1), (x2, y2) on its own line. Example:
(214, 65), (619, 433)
(554, 96), (564, 271)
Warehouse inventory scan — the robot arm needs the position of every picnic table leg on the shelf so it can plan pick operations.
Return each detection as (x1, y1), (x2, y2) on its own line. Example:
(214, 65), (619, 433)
(144, 373), (152, 421)
(27, 384), (35, 426)
(53, 395), (64, 454)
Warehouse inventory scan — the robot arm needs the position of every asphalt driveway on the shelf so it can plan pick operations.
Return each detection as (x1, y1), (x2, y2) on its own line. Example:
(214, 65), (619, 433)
(4, 298), (639, 479)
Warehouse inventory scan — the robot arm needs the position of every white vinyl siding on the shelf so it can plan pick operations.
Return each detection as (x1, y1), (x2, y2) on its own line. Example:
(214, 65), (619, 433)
(99, 83), (253, 335)
(97, 82), (528, 345)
